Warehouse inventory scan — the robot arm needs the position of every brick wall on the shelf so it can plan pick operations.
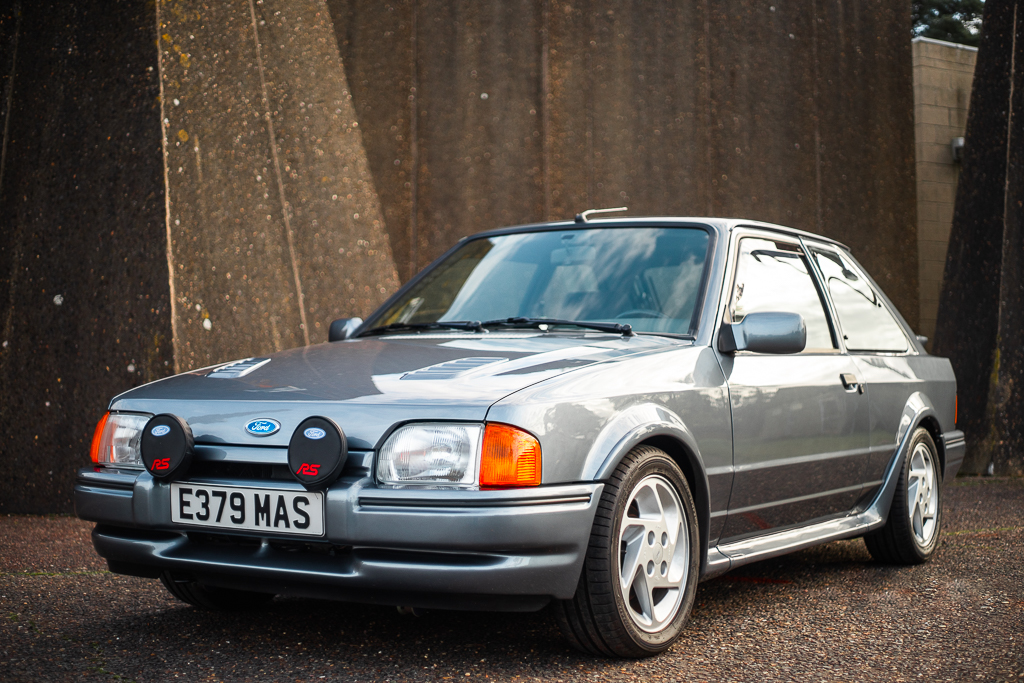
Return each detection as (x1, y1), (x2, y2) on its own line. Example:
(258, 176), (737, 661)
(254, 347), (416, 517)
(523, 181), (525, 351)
(913, 37), (977, 343)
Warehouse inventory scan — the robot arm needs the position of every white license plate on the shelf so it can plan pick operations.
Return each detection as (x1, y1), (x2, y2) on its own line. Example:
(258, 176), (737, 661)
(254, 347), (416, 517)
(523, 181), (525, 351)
(170, 483), (324, 537)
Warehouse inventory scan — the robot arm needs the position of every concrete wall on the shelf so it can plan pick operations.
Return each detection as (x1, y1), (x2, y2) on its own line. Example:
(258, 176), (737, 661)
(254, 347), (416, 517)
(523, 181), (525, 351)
(331, 0), (920, 328)
(0, 0), (398, 513)
(156, 0), (400, 371)
(913, 37), (977, 343)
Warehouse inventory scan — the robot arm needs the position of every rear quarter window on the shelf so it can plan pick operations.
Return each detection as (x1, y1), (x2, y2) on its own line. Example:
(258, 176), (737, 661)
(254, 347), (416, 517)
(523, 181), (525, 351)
(812, 249), (908, 353)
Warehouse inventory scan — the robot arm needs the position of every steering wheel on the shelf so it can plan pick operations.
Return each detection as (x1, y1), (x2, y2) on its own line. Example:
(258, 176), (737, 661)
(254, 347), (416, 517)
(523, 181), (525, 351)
(614, 309), (668, 319)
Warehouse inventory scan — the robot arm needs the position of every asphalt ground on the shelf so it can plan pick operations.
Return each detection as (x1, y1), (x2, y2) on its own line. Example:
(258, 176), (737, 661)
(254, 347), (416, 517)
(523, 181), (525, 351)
(1, 477), (1022, 683)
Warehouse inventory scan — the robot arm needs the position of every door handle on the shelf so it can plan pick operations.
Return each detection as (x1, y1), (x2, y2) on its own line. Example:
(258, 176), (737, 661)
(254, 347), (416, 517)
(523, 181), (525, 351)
(840, 373), (864, 394)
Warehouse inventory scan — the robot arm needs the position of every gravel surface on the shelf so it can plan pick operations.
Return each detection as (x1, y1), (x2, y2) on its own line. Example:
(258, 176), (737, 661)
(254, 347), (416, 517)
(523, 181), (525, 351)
(2, 478), (1022, 682)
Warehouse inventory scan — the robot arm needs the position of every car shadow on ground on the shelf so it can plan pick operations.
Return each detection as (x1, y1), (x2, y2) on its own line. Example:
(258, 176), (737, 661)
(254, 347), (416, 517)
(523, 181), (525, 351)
(56, 538), (887, 677)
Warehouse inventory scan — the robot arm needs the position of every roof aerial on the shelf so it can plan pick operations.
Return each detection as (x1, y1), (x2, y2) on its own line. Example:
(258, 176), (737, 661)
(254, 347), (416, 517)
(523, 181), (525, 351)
(575, 206), (628, 223)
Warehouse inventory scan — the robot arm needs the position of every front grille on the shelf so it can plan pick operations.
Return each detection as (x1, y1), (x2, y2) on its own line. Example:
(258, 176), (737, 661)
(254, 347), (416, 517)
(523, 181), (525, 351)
(187, 461), (293, 481)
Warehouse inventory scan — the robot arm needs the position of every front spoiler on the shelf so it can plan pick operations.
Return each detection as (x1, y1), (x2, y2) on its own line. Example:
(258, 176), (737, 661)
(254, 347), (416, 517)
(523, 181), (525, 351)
(77, 467), (601, 608)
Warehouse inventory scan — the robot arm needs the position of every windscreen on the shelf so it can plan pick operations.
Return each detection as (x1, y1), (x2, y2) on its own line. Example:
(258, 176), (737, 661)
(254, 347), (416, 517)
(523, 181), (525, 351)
(374, 227), (711, 335)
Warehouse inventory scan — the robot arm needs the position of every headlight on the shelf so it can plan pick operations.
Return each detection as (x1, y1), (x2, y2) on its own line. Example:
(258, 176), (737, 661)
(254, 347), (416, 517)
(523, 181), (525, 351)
(89, 412), (150, 467)
(376, 422), (543, 488)
(377, 423), (483, 486)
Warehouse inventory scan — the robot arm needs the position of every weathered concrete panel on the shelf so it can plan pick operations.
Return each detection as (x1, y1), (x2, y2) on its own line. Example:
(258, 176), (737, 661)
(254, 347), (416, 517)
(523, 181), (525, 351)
(815, 1), (919, 323)
(705, 2), (818, 225)
(334, 0), (919, 326)
(935, 0), (1024, 477)
(158, 0), (399, 370)
(327, 0), (418, 278)
(0, 0), (172, 513)
(547, 2), (710, 219)
(415, 0), (545, 257)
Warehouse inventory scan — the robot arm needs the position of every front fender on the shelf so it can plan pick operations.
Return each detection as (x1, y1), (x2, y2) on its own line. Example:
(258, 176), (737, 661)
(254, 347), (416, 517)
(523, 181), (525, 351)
(582, 403), (707, 483)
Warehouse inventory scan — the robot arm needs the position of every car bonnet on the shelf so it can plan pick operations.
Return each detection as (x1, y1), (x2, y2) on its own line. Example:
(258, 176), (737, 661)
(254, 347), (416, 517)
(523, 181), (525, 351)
(109, 333), (681, 450)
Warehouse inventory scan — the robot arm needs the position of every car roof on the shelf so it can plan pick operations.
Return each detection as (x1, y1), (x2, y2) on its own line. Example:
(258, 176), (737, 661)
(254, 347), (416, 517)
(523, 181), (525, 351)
(468, 216), (851, 251)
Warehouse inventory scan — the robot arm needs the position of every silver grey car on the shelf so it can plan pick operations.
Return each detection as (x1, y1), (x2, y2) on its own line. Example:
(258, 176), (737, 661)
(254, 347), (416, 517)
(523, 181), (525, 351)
(76, 216), (963, 657)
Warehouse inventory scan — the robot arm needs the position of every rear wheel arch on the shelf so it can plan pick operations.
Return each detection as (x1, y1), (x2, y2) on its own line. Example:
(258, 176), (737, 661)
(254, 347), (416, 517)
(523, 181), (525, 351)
(864, 426), (942, 564)
(894, 392), (945, 482)
(917, 415), (945, 479)
(869, 391), (947, 527)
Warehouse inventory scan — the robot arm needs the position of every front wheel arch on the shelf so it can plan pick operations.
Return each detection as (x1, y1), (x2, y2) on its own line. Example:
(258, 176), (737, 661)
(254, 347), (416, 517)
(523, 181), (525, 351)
(557, 445), (701, 657)
(638, 435), (710, 576)
(581, 407), (712, 577)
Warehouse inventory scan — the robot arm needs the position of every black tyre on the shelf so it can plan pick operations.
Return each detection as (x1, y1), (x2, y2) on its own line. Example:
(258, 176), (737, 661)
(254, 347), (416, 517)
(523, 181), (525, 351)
(555, 445), (700, 658)
(160, 572), (275, 610)
(864, 427), (942, 564)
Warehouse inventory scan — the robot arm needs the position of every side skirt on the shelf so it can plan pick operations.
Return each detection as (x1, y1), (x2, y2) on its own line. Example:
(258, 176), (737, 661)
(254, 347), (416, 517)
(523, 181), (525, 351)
(703, 507), (884, 580)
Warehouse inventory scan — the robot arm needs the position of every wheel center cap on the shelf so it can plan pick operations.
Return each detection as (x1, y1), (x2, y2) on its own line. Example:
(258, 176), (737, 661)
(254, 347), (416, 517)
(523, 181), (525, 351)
(655, 545), (664, 562)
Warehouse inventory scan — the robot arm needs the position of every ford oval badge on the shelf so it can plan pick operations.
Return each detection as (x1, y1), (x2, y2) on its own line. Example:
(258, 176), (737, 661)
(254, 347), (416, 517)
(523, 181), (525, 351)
(246, 418), (281, 436)
(150, 425), (171, 437)
(303, 427), (327, 440)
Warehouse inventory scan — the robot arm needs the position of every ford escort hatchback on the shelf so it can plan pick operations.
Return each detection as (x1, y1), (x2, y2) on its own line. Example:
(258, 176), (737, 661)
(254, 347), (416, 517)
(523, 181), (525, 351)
(76, 216), (963, 658)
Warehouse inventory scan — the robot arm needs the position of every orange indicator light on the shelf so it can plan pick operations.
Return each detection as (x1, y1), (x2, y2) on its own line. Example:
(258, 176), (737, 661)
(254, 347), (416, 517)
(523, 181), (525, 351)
(479, 423), (541, 488)
(89, 412), (110, 463)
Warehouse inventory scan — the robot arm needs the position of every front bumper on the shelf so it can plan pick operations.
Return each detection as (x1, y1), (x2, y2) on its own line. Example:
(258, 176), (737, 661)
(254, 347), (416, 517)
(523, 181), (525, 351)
(75, 459), (601, 610)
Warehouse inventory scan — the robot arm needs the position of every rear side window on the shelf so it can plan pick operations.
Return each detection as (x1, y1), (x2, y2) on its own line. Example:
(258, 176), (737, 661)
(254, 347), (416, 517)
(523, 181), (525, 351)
(812, 249), (908, 353)
(729, 237), (836, 351)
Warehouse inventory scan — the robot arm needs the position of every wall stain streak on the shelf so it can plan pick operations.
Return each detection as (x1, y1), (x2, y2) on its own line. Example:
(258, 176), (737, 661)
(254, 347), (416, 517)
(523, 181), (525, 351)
(247, 0), (310, 348)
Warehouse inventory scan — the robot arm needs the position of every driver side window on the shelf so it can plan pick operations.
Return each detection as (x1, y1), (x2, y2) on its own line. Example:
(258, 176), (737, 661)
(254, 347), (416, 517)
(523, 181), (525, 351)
(730, 237), (836, 352)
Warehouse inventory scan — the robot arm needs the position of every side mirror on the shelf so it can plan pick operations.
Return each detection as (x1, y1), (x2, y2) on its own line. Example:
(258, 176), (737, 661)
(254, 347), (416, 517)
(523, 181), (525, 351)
(718, 311), (806, 355)
(328, 317), (363, 342)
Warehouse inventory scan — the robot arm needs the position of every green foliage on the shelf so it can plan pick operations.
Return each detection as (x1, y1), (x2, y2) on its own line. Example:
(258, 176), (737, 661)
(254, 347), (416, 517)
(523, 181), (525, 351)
(913, 0), (984, 47)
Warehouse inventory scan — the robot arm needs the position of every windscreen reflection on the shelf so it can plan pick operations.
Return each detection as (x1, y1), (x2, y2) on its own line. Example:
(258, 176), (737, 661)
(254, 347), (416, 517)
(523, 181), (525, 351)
(376, 228), (711, 336)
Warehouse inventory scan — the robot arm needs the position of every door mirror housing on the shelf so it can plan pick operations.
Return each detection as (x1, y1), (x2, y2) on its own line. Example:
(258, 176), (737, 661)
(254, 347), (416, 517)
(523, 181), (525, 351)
(328, 317), (363, 342)
(719, 311), (806, 354)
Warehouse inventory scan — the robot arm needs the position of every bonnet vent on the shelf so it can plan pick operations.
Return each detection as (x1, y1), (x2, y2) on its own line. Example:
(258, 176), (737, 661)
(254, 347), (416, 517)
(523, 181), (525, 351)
(206, 357), (271, 379)
(401, 357), (508, 380)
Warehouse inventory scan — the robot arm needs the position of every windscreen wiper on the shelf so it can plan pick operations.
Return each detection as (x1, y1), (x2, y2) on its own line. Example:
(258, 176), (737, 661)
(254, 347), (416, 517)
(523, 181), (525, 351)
(359, 321), (486, 337)
(481, 317), (634, 337)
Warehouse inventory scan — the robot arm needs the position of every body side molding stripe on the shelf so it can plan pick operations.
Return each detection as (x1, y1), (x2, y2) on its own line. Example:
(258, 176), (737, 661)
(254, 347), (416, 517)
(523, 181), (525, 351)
(702, 391), (943, 579)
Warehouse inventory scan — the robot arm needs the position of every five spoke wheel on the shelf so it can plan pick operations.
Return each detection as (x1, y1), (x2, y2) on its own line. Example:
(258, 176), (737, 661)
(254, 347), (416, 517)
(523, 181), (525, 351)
(556, 445), (699, 657)
(865, 427), (943, 564)
(617, 475), (690, 633)
(907, 442), (938, 547)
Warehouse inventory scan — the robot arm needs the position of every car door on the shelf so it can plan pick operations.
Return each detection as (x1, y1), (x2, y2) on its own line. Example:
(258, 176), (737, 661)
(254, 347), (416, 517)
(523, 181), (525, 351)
(717, 231), (871, 542)
(808, 245), (916, 499)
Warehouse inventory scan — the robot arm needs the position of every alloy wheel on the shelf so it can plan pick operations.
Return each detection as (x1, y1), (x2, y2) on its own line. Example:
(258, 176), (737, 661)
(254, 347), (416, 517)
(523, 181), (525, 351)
(907, 442), (939, 547)
(617, 474), (690, 633)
